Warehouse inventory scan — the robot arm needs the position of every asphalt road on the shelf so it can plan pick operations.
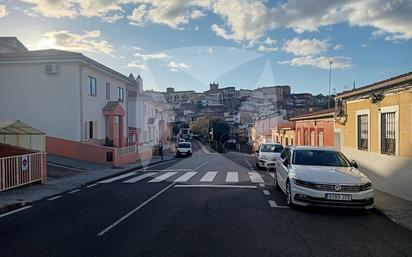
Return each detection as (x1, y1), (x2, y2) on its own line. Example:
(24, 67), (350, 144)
(0, 141), (412, 257)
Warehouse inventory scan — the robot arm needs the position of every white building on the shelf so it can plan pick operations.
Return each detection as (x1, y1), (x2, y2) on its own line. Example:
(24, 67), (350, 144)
(0, 49), (137, 147)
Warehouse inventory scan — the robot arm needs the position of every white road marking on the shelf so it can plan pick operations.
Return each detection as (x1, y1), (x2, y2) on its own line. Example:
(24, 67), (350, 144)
(200, 171), (217, 182)
(226, 172), (239, 183)
(97, 183), (175, 236)
(123, 172), (157, 183)
(86, 183), (98, 188)
(268, 200), (289, 209)
(191, 161), (209, 172)
(47, 196), (62, 201)
(262, 190), (270, 195)
(0, 206), (32, 219)
(259, 183), (266, 188)
(249, 172), (265, 183)
(174, 184), (256, 189)
(174, 172), (197, 182)
(98, 172), (136, 184)
(269, 172), (275, 178)
(145, 169), (191, 172)
(68, 189), (81, 194)
(244, 159), (252, 168)
(148, 172), (177, 182)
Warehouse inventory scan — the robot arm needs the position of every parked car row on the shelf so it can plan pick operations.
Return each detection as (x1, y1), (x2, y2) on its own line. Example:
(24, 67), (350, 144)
(255, 143), (374, 210)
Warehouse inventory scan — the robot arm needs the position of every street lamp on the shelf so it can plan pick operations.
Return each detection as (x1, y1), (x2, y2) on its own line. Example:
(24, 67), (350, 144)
(328, 60), (333, 109)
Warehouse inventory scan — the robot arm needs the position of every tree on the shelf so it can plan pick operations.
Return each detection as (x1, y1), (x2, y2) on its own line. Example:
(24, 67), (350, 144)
(172, 123), (180, 136)
(212, 119), (230, 143)
(190, 116), (209, 137)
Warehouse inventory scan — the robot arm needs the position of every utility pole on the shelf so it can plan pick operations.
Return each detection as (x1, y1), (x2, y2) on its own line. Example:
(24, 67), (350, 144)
(328, 60), (333, 109)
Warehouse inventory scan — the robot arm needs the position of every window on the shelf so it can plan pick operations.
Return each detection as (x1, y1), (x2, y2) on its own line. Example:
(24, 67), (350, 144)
(318, 131), (324, 146)
(292, 150), (350, 167)
(310, 130), (315, 146)
(88, 76), (97, 96)
(86, 121), (97, 139)
(291, 138), (294, 145)
(304, 130), (308, 145)
(297, 129), (301, 145)
(357, 114), (368, 150)
(381, 111), (396, 155)
(117, 87), (124, 102)
(285, 137), (289, 146)
(106, 82), (110, 100)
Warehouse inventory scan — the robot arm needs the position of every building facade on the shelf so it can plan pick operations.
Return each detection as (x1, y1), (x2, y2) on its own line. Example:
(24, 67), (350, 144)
(334, 71), (412, 201)
(290, 109), (335, 147)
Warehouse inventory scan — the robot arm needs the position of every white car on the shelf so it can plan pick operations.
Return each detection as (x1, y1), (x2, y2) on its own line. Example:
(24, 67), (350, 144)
(176, 142), (192, 157)
(275, 146), (374, 209)
(255, 143), (284, 170)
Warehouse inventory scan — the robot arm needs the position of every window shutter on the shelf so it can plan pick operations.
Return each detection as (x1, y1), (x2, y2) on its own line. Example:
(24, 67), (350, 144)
(85, 121), (90, 139)
(93, 121), (98, 139)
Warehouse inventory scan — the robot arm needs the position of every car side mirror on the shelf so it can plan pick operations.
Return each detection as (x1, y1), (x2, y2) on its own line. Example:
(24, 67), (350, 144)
(283, 158), (289, 167)
(351, 160), (358, 169)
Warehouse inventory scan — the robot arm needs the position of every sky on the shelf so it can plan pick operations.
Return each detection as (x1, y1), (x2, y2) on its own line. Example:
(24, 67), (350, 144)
(0, 0), (412, 95)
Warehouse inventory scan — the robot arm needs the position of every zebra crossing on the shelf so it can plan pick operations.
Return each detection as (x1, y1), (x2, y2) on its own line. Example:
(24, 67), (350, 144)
(98, 170), (271, 185)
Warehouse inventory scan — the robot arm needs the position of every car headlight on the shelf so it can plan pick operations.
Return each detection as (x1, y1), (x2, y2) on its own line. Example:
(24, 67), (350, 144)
(293, 179), (316, 188)
(360, 182), (372, 191)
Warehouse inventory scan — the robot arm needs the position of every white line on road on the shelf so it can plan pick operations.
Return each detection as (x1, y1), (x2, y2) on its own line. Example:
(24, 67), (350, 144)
(259, 183), (266, 188)
(98, 172), (136, 184)
(262, 190), (270, 195)
(200, 171), (217, 182)
(137, 159), (177, 171)
(0, 206), (32, 219)
(148, 172), (177, 182)
(268, 200), (289, 209)
(145, 169), (191, 172)
(86, 183), (98, 188)
(269, 172), (275, 178)
(174, 184), (257, 189)
(248, 172), (265, 183)
(174, 172), (197, 182)
(123, 172), (157, 183)
(226, 172), (239, 183)
(68, 189), (81, 194)
(47, 196), (62, 201)
(191, 161), (209, 172)
(97, 183), (175, 236)
(244, 159), (252, 168)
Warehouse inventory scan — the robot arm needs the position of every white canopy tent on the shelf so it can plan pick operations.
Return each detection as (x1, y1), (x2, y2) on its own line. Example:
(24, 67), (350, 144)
(0, 120), (45, 152)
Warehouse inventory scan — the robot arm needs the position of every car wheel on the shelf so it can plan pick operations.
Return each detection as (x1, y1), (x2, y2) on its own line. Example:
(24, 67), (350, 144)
(273, 170), (280, 190)
(285, 180), (294, 207)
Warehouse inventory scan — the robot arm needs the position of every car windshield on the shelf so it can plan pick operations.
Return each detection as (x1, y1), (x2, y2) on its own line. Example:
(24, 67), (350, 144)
(261, 144), (283, 153)
(292, 150), (351, 167)
(178, 143), (191, 148)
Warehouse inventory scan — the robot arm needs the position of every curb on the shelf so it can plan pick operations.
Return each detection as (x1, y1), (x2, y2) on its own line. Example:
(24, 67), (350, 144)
(0, 157), (176, 215)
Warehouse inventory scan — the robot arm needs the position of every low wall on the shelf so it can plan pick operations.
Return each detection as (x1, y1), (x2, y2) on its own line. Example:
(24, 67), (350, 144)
(342, 146), (412, 201)
(46, 136), (137, 166)
(0, 144), (35, 158)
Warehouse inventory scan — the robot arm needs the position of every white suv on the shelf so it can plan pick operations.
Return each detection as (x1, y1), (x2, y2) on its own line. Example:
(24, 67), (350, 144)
(255, 143), (284, 170)
(176, 142), (192, 157)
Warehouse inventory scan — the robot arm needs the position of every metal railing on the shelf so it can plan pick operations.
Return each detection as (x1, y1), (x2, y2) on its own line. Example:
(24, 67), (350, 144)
(115, 145), (137, 156)
(0, 152), (46, 192)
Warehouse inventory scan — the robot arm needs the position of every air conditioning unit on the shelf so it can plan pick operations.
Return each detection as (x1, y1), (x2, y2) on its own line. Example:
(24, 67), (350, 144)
(45, 63), (58, 74)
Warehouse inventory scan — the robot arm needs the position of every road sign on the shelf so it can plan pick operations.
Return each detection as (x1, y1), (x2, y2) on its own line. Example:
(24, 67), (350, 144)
(22, 155), (28, 172)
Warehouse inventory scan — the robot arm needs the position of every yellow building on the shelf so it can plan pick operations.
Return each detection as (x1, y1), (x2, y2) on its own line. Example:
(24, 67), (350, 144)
(335, 71), (412, 201)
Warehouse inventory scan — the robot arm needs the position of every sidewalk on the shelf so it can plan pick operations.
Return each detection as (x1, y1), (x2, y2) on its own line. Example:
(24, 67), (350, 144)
(373, 190), (412, 231)
(0, 153), (175, 214)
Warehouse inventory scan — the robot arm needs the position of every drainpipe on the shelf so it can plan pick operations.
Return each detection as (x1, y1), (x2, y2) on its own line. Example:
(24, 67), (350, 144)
(79, 64), (84, 141)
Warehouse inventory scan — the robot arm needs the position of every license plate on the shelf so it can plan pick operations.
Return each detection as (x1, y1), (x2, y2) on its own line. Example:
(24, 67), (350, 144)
(180, 152), (186, 155)
(325, 193), (352, 201)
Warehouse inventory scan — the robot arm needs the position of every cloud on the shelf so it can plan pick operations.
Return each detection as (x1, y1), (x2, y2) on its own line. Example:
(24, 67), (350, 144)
(133, 52), (170, 60)
(20, 0), (77, 18)
(334, 44), (342, 50)
(211, 0), (274, 42)
(35, 30), (113, 54)
(282, 38), (329, 56)
(127, 60), (145, 69)
(208, 47), (213, 53)
(257, 45), (278, 52)
(279, 55), (352, 70)
(167, 61), (190, 72)
(0, 5), (9, 17)
(127, 0), (210, 29)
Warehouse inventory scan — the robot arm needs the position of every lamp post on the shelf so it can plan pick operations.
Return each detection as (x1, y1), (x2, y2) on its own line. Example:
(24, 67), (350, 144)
(328, 60), (333, 109)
